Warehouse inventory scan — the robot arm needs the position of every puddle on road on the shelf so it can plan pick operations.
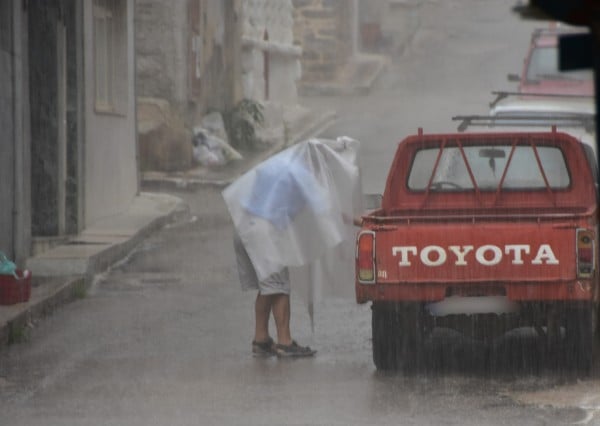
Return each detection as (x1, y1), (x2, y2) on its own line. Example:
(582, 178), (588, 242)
(507, 382), (600, 425)
(98, 272), (183, 292)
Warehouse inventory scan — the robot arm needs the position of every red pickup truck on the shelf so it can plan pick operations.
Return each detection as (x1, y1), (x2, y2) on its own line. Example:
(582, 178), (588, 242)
(355, 128), (598, 372)
(511, 27), (594, 97)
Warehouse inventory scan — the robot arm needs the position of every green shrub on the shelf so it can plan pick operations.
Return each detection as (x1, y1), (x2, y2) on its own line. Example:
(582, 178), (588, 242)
(222, 99), (264, 150)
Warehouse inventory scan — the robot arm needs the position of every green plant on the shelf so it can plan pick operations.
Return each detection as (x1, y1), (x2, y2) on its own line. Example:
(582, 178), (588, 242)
(222, 99), (265, 150)
(8, 322), (30, 344)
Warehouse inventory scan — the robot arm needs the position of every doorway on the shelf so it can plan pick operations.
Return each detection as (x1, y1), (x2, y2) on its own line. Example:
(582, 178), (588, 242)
(28, 0), (80, 250)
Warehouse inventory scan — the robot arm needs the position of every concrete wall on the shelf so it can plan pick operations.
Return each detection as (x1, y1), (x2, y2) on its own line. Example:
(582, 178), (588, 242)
(293, 0), (353, 82)
(83, 0), (139, 226)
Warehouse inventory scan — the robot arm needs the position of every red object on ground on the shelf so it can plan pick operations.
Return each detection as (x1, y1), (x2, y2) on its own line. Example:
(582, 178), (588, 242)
(0, 270), (31, 305)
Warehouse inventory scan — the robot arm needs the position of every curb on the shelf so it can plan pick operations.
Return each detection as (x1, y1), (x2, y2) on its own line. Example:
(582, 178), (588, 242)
(0, 195), (188, 350)
(82, 198), (191, 276)
(299, 54), (389, 97)
(0, 276), (85, 347)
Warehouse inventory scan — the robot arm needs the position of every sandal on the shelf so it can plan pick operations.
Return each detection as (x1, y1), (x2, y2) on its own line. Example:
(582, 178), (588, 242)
(275, 340), (316, 358)
(252, 337), (276, 357)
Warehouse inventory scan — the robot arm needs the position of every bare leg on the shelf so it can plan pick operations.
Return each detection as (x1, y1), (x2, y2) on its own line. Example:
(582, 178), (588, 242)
(271, 294), (293, 345)
(254, 293), (272, 342)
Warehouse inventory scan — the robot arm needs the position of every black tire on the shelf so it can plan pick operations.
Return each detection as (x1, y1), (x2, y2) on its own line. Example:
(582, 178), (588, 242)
(372, 303), (402, 371)
(400, 303), (426, 374)
(371, 302), (426, 372)
(564, 303), (596, 374)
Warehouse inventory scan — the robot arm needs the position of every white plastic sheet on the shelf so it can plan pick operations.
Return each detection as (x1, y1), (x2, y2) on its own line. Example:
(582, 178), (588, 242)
(223, 137), (363, 324)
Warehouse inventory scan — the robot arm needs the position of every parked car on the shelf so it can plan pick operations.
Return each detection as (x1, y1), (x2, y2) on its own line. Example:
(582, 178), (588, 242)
(453, 93), (596, 160)
(507, 26), (594, 97)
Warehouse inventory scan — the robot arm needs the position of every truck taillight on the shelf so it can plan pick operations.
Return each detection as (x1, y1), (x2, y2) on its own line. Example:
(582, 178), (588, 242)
(357, 231), (376, 284)
(576, 229), (595, 278)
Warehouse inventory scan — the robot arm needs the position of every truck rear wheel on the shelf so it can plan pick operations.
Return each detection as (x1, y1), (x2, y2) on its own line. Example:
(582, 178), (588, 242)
(372, 303), (402, 371)
(371, 302), (426, 372)
(564, 303), (596, 373)
(400, 304), (426, 374)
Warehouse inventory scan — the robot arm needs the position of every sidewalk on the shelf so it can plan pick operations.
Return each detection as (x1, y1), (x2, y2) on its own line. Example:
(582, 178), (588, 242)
(0, 192), (188, 346)
(0, 53), (388, 348)
(299, 54), (389, 97)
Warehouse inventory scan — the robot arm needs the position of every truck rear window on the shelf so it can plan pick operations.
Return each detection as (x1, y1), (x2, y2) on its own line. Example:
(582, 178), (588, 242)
(408, 145), (570, 191)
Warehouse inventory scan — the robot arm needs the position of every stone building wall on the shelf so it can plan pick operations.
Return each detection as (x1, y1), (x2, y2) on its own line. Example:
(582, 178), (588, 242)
(136, 0), (308, 168)
(135, 0), (237, 123)
(135, 0), (242, 171)
(135, 0), (181, 102)
(292, 0), (354, 82)
(136, 0), (302, 122)
(239, 0), (301, 104)
(187, 1), (237, 118)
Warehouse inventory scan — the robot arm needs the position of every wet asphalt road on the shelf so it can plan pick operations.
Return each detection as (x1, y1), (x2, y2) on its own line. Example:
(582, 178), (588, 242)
(3, 0), (600, 424)
(0, 186), (599, 426)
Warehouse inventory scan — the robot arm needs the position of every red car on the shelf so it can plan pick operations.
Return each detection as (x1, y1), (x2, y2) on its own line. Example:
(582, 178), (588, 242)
(510, 26), (594, 97)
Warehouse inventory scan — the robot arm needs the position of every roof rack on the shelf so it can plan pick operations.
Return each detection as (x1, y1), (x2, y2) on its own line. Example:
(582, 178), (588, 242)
(489, 91), (593, 108)
(532, 27), (588, 38)
(451, 114), (595, 132)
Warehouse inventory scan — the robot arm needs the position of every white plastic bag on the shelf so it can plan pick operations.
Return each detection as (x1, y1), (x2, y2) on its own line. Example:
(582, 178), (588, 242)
(192, 128), (242, 166)
(193, 144), (225, 166)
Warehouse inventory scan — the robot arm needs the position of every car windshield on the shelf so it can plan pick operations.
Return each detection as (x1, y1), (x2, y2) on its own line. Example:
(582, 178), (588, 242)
(408, 144), (570, 191)
(526, 46), (593, 82)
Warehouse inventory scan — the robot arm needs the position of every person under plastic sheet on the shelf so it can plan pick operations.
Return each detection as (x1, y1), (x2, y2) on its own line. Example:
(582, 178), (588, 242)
(223, 137), (363, 358)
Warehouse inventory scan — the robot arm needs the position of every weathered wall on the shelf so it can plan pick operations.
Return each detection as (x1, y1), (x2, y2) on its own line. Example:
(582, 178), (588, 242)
(292, 0), (353, 82)
(186, 1), (233, 117)
(358, 1), (379, 49)
(135, 1), (186, 105)
(240, 0), (301, 104)
(83, 0), (139, 226)
(135, 0), (237, 124)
